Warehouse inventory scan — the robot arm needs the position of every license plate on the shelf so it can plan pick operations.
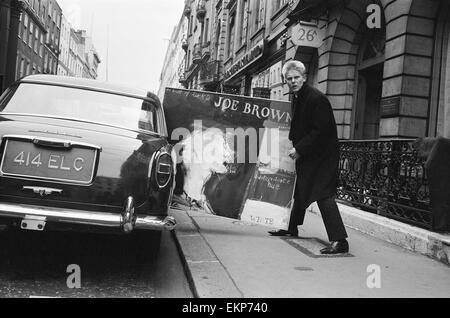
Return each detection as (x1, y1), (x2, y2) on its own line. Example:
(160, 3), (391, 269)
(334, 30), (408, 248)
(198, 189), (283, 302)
(0, 139), (97, 185)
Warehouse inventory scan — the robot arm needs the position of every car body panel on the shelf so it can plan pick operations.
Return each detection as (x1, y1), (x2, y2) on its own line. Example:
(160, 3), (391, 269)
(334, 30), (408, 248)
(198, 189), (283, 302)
(0, 75), (175, 233)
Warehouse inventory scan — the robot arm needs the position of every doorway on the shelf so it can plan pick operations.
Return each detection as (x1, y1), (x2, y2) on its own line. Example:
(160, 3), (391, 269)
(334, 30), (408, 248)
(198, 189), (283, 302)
(354, 63), (383, 139)
(353, 23), (386, 140)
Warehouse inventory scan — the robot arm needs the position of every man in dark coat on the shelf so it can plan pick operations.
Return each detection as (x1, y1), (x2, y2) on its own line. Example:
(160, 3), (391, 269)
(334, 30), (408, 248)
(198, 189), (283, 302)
(268, 60), (349, 254)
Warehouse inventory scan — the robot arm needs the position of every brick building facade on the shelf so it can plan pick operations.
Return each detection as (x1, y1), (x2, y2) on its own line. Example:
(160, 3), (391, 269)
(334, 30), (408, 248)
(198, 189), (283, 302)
(0, 0), (100, 95)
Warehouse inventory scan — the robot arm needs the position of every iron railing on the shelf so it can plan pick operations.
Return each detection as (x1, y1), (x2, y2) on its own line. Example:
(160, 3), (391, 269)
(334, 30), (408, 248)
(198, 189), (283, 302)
(337, 139), (432, 229)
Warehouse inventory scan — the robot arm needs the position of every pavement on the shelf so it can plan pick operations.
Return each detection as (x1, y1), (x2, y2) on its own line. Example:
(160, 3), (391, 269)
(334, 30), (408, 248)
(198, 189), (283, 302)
(169, 202), (450, 298)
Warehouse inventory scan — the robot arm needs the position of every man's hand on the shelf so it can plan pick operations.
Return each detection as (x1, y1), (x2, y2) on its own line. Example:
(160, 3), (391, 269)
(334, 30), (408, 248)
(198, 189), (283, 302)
(288, 148), (300, 160)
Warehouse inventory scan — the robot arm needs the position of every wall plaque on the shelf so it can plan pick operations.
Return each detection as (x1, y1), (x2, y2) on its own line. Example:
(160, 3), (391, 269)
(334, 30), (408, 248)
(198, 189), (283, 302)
(381, 96), (401, 117)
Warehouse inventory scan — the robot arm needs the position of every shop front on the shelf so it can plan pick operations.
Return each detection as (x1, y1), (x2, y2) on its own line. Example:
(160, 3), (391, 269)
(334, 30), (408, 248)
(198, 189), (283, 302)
(222, 29), (291, 102)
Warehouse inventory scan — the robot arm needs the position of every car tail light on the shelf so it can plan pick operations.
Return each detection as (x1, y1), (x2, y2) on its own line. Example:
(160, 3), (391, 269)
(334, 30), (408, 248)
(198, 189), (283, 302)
(155, 152), (173, 188)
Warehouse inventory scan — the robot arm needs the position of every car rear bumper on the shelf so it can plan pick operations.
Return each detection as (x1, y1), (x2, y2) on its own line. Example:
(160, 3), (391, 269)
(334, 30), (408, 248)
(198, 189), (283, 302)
(0, 201), (176, 233)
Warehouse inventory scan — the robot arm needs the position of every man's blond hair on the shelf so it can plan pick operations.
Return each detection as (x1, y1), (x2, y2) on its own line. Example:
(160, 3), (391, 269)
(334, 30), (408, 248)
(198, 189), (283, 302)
(281, 60), (306, 82)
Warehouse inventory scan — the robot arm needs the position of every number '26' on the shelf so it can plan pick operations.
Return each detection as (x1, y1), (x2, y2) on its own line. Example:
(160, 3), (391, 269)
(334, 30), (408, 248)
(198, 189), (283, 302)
(298, 28), (317, 42)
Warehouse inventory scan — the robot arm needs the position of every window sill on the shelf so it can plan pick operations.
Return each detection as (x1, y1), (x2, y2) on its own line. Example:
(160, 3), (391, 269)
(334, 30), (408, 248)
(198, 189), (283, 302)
(224, 56), (233, 66)
(250, 26), (265, 41)
(235, 43), (246, 56)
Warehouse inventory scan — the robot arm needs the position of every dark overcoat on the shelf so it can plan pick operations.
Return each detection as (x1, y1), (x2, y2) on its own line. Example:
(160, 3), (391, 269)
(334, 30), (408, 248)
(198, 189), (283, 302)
(289, 84), (339, 210)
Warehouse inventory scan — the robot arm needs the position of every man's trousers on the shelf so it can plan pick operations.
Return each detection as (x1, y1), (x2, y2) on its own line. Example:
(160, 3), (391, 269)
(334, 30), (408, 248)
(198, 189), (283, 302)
(288, 196), (348, 241)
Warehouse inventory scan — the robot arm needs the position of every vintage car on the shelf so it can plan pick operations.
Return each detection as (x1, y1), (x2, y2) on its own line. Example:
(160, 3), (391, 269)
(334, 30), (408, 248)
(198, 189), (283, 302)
(0, 75), (176, 254)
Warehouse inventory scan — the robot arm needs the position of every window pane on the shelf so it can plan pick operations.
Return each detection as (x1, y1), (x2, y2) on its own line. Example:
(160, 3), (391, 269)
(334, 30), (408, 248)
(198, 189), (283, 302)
(1, 83), (159, 133)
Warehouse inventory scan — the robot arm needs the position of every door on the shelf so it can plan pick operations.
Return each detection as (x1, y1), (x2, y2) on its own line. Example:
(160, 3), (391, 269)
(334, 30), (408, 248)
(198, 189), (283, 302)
(354, 63), (383, 140)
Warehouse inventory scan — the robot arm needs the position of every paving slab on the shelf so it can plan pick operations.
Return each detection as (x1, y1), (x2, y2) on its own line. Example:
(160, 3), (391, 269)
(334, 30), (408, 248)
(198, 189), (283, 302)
(170, 207), (450, 298)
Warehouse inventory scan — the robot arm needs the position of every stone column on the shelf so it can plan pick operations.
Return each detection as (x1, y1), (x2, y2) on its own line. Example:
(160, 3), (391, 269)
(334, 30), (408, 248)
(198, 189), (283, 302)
(0, 0), (11, 92)
(5, 0), (22, 88)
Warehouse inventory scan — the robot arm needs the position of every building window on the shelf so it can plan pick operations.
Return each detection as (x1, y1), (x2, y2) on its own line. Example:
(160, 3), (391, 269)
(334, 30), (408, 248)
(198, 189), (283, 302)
(22, 15), (28, 43)
(16, 54), (20, 78)
(273, 0), (288, 14)
(227, 12), (236, 57)
(39, 33), (44, 57)
(29, 23), (34, 48)
(34, 28), (39, 53)
(19, 58), (25, 78)
(26, 61), (30, 75)
(215, 18), (222, 60)
(254, 0), (265, 31)
(239, 0), (249, 46)
(18, 17), (22, 38)
(204, 18), (209, 44)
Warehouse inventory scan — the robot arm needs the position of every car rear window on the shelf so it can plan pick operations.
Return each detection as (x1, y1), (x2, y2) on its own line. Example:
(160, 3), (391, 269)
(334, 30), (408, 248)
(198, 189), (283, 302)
(0, 83), (159, 133)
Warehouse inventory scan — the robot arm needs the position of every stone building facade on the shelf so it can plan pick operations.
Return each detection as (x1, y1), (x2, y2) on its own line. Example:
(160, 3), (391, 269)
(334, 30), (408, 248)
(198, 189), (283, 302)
(285, 0), (449, 140)
(157, 15), (188, 101)
(174, 0), (450, 140)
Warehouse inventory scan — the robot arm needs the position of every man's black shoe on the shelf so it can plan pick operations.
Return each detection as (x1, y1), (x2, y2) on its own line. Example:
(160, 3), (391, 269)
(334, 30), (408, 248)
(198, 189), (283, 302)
(268, 229), (298, 237)
(320, 240), (349, 254)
